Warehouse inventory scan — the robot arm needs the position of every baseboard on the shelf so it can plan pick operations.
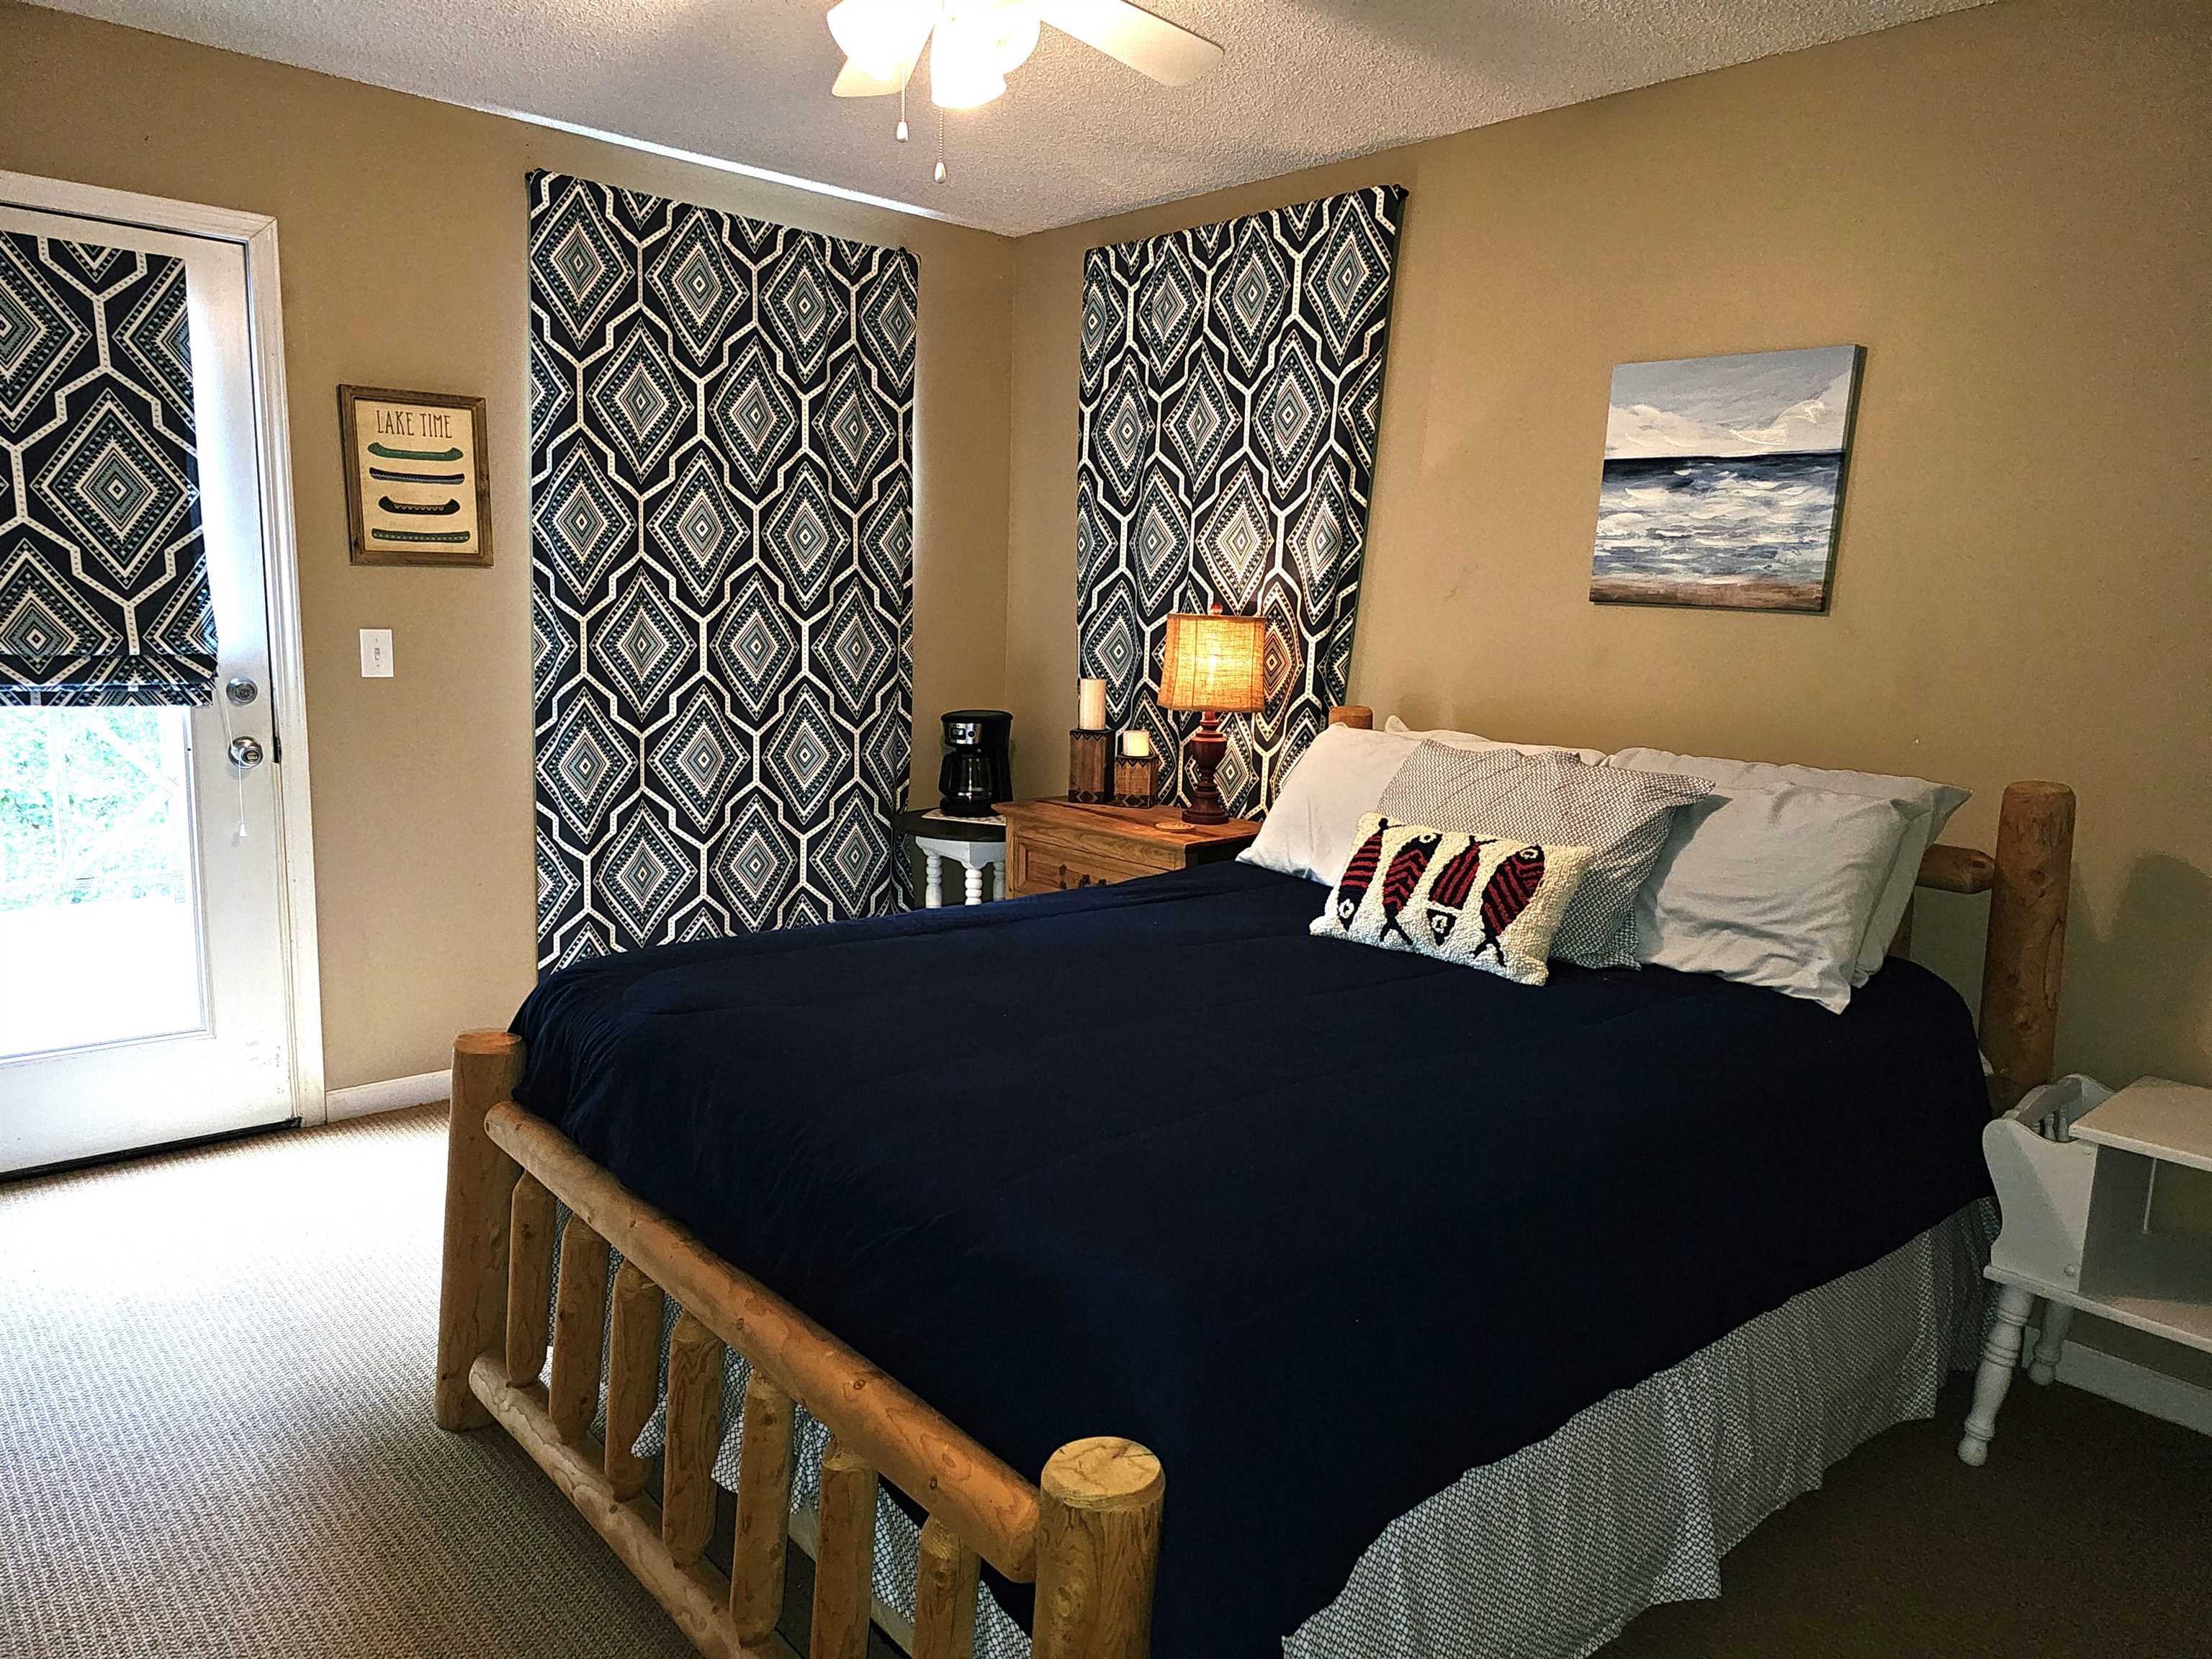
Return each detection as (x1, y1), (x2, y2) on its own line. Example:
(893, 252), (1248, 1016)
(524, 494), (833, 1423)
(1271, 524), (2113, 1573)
(325, 1069), (452, 1123)
(2031, 1324), (2212, 1437)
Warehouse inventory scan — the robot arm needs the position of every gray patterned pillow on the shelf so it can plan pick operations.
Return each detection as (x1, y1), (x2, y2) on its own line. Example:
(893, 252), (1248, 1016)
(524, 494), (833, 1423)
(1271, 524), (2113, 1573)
(1377, 742), (1713, 967)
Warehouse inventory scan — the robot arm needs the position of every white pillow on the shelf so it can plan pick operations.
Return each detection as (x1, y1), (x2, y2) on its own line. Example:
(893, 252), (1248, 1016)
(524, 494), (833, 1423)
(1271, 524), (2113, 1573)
(1378, 742), (1714, 969)
(1636, 784), (1913, 1012)
(1241, 724), (1421, 885)
(1606, 747), (1968, 983)
(1384, 716), (1605, 767)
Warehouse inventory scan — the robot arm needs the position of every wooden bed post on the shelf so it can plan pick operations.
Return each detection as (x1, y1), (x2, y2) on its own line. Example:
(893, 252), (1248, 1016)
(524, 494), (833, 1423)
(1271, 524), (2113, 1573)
(731, 1373), (796, 1644)
(1032, 1437), (1164, 1659)
(1979, 781), (2074, 1111)
(814, 1436), (881, 1659)
(550, 1220), (613, 1443)
(663, 1312), (726, 1569)
(436, 1029), (524, 1430)
(914, 1516), (981, 1659)
(603, 1261), (665, 1501)
(505, 1174), (557, 1385)
(1327, 705), (1373, 730)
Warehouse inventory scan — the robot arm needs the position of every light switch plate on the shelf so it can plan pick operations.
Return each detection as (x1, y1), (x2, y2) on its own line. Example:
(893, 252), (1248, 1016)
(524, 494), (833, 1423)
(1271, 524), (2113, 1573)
(359, 628), (393, 678)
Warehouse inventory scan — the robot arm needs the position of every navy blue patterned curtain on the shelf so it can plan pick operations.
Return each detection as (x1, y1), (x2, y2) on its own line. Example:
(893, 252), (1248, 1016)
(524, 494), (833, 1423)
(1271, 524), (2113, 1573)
(528, 173), (917, 968)
(1076, 186), (1405, 817)
(0, 232), (215, 706)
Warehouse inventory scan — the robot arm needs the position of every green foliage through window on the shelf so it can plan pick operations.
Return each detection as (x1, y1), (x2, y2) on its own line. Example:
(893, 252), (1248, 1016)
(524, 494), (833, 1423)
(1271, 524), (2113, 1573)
(0, 708), (194, 912)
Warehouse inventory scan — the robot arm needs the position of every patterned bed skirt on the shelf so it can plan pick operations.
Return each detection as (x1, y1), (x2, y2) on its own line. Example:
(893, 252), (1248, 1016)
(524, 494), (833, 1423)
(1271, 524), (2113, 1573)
(545, 1200), (1995, 1657)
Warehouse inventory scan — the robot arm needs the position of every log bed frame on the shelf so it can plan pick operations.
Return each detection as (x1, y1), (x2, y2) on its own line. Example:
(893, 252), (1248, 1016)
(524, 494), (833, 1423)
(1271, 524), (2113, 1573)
(435, 706), (2074, 1659)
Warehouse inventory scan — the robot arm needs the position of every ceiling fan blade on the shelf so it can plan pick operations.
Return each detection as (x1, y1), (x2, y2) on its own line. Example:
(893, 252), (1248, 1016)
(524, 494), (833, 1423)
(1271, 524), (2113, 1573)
(1035, 0), (1223, 87)
(832, 51), (919, 97)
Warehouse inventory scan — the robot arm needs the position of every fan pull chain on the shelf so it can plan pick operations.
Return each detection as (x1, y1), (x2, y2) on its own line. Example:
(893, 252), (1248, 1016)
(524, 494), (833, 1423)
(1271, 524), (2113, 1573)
(896, 68), (909, 143)
(934, 107), (948, 184)
(216, 694), (248, 842)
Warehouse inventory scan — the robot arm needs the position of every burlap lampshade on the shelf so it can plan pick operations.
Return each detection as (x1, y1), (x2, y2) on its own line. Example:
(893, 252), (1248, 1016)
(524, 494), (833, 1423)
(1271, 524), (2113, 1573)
(1158, 611), (1267, 714)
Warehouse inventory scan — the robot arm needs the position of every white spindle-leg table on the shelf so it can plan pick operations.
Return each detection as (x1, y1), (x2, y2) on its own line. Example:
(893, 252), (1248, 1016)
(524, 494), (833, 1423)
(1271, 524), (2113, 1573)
(894, 807), (1008, 908)
(1964, 1076), (2212, 1465)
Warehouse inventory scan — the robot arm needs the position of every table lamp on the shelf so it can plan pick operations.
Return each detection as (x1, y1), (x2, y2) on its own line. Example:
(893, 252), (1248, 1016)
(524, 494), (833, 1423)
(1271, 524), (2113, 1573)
(1157, 607), (1267, 824)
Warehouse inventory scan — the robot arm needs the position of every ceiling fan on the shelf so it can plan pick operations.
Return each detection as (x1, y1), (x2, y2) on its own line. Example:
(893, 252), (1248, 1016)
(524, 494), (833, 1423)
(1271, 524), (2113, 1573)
(827, 0), (1223, 179)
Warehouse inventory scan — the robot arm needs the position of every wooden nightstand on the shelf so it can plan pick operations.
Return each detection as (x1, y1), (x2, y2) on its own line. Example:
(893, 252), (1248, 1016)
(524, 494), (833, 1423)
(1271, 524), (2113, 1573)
(996, 799), (1259, 897)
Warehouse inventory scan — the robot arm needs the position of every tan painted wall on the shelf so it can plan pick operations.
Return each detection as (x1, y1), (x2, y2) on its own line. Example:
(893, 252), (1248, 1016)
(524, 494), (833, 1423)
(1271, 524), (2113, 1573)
(0, 3), (1015, 1091)
(1006, 0), (2212, 1102)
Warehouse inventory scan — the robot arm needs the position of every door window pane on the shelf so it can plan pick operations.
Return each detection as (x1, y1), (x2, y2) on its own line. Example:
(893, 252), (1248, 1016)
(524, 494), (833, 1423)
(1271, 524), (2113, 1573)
(0, 706), (204, 1061)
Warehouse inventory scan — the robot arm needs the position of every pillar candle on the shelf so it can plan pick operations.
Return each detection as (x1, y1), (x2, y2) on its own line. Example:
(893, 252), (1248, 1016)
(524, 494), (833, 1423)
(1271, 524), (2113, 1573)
(1119, 729), (1151, 758)
(1077, 678), (1107, 731)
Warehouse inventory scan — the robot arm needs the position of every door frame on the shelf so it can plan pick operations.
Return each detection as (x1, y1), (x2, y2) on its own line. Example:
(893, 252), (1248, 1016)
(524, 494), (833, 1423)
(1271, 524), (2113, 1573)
(0, 169), (326, 1125)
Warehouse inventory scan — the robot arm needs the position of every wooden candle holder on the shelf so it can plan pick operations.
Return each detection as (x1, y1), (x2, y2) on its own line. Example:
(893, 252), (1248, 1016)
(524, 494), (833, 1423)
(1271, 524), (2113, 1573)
(1067, 729), (1112, 804)
(1112, 754), (1159, 809)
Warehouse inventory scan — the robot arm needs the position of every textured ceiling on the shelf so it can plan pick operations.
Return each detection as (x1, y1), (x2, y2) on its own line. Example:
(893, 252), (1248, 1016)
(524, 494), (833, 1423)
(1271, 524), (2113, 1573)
(30, 0), (1986, 236)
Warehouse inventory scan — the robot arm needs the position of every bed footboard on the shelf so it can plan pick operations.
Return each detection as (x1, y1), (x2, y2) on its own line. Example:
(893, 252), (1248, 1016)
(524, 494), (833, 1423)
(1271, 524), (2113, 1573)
(435, 1030), (1164, 1659)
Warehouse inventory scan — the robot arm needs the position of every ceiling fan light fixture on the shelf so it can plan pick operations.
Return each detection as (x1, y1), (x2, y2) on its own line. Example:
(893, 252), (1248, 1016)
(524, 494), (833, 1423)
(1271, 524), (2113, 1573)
(823, 0), (1225, 175)
(929, 16), (1010, 109)
(984, 1), (1041, 73)
(826, 0), (933, 83)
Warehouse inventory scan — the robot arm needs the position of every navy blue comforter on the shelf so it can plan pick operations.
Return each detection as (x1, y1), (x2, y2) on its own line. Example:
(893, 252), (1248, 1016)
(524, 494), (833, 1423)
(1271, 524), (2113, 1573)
(513, 860), (1989, 1655)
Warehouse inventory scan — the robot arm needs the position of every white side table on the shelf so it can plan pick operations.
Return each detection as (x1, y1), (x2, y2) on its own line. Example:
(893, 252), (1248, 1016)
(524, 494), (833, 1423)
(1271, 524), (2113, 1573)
(894, 808), (1007, 907)
(1962, 1076), (2212, 1464)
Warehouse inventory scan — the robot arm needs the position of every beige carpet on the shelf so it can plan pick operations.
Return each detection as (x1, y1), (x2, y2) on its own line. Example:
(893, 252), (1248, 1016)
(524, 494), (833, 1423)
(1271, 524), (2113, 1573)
(0, 1107), (695, 1658)
(2, 1108), (2207, 1658)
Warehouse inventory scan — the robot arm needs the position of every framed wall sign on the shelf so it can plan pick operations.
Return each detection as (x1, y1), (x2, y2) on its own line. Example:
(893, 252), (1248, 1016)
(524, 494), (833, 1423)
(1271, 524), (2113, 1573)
(338, 384), (493, 567)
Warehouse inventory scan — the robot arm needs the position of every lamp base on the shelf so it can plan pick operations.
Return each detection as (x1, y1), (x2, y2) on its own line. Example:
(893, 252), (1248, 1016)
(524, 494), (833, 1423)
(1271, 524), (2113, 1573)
(1181, 713), (1230, 824)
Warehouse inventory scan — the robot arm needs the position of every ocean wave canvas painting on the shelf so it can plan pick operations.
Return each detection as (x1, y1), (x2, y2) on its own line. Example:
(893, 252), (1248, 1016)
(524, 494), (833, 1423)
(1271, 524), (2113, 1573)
(1591, 345), (1863, 612)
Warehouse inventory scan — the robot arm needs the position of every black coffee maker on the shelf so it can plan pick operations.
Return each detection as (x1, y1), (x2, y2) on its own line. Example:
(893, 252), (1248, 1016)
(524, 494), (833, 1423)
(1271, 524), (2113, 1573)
(938, 709), (1013, 816)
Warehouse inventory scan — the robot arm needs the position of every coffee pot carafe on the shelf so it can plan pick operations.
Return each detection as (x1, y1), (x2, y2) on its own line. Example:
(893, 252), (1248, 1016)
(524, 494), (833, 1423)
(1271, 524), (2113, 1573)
(938, 709), (1012, 816)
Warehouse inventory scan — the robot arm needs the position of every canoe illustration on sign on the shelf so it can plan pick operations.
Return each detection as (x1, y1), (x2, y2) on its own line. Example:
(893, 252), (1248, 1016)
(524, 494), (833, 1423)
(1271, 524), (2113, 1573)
(367, 441), (465, 462)
(369, 526), (473, 544)
(369, 465), (465, 484)
(377, 495), (462, 516)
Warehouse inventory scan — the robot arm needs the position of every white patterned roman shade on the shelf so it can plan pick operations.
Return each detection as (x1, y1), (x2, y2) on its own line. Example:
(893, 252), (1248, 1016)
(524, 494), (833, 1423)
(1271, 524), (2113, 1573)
(1076, 186), (1406, 818)
(527, 173), (917, 967)
(0, 231), (216, 706)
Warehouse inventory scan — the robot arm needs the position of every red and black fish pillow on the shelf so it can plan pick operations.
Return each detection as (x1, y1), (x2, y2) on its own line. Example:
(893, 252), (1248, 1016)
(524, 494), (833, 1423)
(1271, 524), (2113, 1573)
(1310, 814), (1593, 985)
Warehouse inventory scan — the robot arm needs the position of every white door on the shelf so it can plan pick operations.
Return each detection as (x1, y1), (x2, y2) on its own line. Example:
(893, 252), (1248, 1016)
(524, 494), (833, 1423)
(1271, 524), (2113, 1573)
(0, 201), (298, 1173)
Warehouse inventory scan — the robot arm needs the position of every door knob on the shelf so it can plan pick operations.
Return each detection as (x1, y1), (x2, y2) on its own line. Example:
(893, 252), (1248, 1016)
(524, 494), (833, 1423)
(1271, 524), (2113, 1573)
(228, 736), (265, 768)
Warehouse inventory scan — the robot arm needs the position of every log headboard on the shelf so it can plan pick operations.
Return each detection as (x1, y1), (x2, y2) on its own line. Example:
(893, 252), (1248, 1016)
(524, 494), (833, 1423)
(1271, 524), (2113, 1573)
(1323, 705), (2074, 1114)
(1910, 780), (2074, 1112)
